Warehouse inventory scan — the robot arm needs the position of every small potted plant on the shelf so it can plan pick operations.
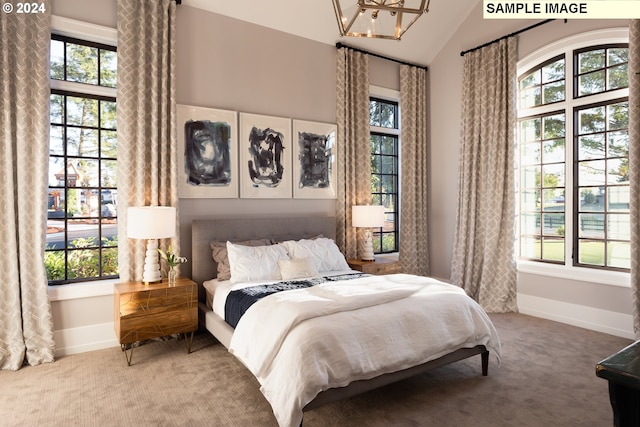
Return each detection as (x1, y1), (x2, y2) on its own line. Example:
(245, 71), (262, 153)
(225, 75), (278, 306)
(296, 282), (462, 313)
(158, 246), (187, 286)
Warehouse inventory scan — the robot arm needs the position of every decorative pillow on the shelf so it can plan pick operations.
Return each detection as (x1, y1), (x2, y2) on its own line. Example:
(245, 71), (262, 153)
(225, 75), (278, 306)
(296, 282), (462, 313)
(227, 241), (290, 283)
(210, 238), (271, 280)
(271, 234), (324, 244)
(278, 257), (319, 280)
(279, 237), (350, 273)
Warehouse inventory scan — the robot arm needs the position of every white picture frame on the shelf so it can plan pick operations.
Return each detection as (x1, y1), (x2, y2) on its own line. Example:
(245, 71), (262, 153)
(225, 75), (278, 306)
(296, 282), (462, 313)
(177, 105), (238, 198)
(291, 120), (338, 199)
(239, 113), (292, 199)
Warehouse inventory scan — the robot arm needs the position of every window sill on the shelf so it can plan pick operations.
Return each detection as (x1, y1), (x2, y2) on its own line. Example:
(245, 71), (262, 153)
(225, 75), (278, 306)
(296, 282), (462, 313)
(376, 252), (399, 261)
(48, 278), (118, 302)
(517, 260), (630, 288)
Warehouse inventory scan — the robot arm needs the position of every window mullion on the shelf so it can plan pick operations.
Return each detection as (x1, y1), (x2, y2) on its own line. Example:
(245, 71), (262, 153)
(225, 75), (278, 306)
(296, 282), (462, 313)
(564, 48), (574, 268)
(566, 105), (575, 267)
(50, 79), (116, 99)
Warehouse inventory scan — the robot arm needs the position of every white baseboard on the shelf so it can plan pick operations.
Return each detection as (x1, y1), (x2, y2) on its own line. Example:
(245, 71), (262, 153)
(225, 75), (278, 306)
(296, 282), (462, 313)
(517, 293), (635, 340)
(52, 294), (634, 357)
(53, 322), (119, 357)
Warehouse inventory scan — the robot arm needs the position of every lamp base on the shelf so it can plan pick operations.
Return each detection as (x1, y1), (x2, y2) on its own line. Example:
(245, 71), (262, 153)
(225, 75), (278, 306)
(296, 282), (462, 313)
(142, 239), (162, 284)
(359, 229), (376, 262)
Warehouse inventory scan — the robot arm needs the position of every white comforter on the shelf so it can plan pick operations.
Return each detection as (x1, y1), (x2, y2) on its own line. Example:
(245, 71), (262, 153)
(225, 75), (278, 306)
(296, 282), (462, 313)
(228, 273), (501, 427)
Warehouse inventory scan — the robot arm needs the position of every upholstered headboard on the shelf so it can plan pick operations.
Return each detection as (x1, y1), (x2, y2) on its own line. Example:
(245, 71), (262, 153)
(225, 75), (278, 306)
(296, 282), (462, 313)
(191, 217), (336, 302)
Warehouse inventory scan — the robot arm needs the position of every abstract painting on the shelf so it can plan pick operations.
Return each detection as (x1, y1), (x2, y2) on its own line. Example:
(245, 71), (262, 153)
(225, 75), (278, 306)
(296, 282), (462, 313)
(292, 120), (337, 199)
(177, 105), (238, 198)
(239, 113), (292, 199)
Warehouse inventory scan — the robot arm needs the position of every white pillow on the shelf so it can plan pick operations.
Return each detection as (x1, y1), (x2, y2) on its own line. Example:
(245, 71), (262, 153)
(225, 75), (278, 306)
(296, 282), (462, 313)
(226, 241), (289, 283)
(278, 258), (319, 280)
(279, 238), (350, 273)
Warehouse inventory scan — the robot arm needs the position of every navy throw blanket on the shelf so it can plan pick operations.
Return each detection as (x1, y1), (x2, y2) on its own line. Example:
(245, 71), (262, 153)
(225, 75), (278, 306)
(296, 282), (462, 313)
(224, 273), (367, 328)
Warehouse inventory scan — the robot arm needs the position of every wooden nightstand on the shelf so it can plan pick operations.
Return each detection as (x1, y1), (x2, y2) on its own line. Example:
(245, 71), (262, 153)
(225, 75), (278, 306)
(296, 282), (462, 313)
(114, 277), (198, 365)
(347, 257), (401, 275)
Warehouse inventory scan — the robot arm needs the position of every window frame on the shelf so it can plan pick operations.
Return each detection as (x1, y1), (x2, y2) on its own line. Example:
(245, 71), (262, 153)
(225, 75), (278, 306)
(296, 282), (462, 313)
(369, 85), (401, 255)
(47, 88), (118, 285)
(518, 54), (566, 109)
(517, 108), (567, 265)
(47, 16), (119, 289)
(572, 96), (630, 272)
(573, 43), (629, 99)
(516, 28), (630, 287)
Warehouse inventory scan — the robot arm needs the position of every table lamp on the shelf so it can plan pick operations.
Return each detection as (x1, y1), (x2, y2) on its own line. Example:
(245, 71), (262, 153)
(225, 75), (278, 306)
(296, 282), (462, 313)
(127, 206), (176, 284)
(352, 205), (385, 262)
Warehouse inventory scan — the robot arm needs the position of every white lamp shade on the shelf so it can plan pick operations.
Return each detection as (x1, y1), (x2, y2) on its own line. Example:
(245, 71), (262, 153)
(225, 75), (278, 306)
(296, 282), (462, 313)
(352, 205), (385, 228)
(127, 206), (176, 239)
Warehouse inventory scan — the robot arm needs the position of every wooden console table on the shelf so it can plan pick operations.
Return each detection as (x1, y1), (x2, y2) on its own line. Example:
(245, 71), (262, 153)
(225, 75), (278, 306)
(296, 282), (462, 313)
(114, 277), (198, 366)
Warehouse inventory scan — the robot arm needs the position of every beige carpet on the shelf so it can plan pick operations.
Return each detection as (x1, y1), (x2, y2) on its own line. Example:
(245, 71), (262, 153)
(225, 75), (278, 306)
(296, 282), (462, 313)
(0, 313), (632, 426)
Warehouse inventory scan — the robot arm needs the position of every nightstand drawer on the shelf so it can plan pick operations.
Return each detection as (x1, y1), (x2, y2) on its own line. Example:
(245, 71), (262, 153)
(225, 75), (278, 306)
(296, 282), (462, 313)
(347, 257), (401, 275)
(114, 278), (197, 346)
(118, 309), (196, 344)
(118, 286), (196, 318)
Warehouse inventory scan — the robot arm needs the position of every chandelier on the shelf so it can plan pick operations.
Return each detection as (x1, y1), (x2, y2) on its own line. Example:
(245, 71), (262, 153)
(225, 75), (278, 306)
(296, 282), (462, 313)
(332, 0), (430, 41)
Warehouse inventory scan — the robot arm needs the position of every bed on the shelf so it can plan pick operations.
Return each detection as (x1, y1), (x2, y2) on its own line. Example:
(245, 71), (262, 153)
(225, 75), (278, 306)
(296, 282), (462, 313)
(192, 217), (500, 427)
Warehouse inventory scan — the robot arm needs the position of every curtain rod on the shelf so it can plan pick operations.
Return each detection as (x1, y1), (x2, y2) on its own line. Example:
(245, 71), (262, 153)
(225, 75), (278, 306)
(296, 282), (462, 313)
(460, 19), (558, 57)
(336, 42), (428, 71)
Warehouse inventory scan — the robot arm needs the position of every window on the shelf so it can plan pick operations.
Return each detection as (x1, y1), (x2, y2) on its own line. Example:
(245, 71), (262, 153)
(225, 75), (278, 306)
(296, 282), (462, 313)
(46, 35), (118, 284)
(575, 46), (629, 97)
(517, 34), (629, 272)
(519, 111), (566, 263)
(575, 98), (629, 269)
(519, 55), (565, 108)
(369, 95), (399, 253)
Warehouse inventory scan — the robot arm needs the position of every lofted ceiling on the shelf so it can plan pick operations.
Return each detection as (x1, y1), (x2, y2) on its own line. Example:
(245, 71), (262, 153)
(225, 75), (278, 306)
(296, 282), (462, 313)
(181, 0), (481, 66)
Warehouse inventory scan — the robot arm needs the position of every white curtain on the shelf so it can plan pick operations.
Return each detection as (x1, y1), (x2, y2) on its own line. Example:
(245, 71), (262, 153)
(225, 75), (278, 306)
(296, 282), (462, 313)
(117, 0), (179, 282)
(399, 65), (429, 276)
(451, 37), (519, 313)
(0, 1), (56, 370)
(335, 47), (372, 259)
(629, 20), (640, 338)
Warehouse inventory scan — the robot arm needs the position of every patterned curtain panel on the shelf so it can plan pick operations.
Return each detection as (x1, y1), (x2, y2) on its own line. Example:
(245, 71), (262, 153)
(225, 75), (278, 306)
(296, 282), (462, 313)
(629, 20), (640, 338)
(399, 65), (429, 276)
(335, 47), (372, 259)
(0, 2), (55, 370)
(117, 0), (179, 282)
(451, 37), (518, 313)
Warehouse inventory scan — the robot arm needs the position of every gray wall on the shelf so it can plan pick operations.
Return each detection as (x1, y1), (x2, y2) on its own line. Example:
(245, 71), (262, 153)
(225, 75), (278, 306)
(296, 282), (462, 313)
(48, 0), (401, 353)
(50, 0), (402, 281)
(428, 1), (632, 335)
(429, 1), (628, 278)
(174, 8), (401, 278)
(48, 0), (634, 352)
(52, 0), (116, 27)
(175, 7), (336, 278)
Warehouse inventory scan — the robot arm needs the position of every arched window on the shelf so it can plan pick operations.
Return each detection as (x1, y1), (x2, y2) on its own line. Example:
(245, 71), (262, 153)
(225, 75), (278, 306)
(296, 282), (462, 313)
(517, 29), (629, 273)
